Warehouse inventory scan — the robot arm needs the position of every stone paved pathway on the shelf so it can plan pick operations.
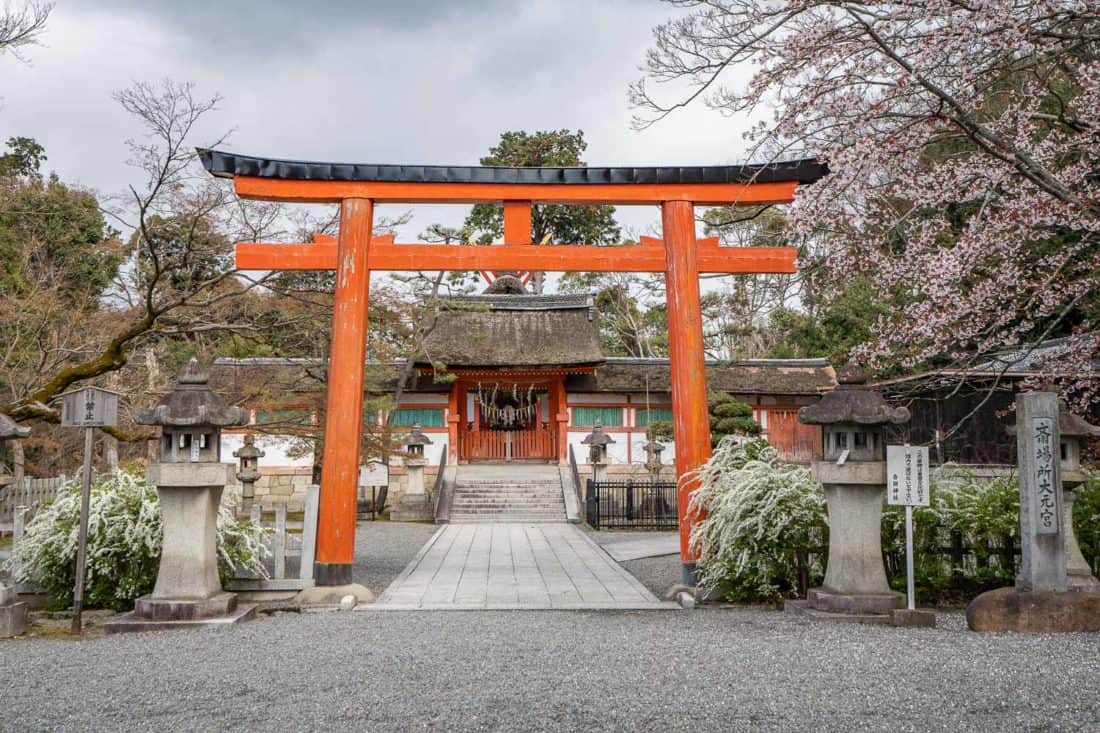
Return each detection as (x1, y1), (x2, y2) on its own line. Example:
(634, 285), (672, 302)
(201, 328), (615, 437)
(366, 523), (675, 610)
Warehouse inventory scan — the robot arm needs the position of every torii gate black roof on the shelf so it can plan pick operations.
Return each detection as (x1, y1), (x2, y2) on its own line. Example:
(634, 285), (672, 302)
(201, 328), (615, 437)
(198, 149), (828, 186)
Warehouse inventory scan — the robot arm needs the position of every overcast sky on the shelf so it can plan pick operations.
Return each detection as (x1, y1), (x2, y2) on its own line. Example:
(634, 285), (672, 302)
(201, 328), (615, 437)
(1, 0), (756, 240)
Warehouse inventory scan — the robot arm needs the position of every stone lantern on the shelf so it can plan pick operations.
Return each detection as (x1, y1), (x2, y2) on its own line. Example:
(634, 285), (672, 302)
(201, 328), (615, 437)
(582, 420), (616, 483)
(1054, 409), (1099, 591)
(107, 359), (253, 631)
(233, 433), (265, 513)
(643, 437), (665, 482)
(0, 412), (30, 487)
(392, 423), (434, 521)
(794, 363), (910, 618)
(0, 413), (30, 638)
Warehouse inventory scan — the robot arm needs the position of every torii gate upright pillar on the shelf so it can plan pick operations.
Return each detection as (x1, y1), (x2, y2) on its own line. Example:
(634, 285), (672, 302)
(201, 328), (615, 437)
(662, 201), (711, 585)
(315, 198), (374, 585)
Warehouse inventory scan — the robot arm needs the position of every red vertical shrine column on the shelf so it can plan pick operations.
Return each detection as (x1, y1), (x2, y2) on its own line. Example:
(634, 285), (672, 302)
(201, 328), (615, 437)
(315, 197), (374, 586)
(662, 200), (712, 586)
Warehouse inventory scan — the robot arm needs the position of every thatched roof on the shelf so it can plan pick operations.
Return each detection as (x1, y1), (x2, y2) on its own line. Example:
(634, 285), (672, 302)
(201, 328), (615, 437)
(416, 294), (604, 368)
(582, 358), (836, 396)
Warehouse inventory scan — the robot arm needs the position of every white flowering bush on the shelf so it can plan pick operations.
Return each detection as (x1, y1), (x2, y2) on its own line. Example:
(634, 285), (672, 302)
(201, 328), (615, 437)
(9, 467), (269, 611)
(688, 437), (827, 602)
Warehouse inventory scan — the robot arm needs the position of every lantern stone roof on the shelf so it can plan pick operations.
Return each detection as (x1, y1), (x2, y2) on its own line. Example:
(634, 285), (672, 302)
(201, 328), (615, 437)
(581, 423), (616, 446)
(1007, 404), (1100, 439)
(798, 364), (910, 427)
(415, 294), (604, 368)
(199, 149), (828, 186)
(135, 359), (249, 428)
(404, 425), (434, 447)
(0, 413), (30, 439)
(233, 433), (265, 459)
(1061, 410), (1100, 438)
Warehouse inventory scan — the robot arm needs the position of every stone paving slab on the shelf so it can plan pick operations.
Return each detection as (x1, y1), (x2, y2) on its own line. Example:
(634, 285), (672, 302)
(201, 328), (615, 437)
(365, 523), (676, 611)
(598, 533), (680, 562)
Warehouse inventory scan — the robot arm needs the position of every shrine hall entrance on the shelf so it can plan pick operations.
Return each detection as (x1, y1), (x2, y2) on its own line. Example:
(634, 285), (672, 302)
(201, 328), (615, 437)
(457, 380), (558, 462)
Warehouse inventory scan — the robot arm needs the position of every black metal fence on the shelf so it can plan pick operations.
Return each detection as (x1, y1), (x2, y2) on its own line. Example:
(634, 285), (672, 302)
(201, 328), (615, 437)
(586, 479), (678, 530)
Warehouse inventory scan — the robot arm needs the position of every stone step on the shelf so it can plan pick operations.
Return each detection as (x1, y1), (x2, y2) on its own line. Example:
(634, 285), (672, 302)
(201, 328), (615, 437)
(454, 481), (562, 486)
(453, 482), (563, 488)
(448, 501), (563, 508)
(455, 492), (563, 498)
(448, 517), (567, 524)
(452, 505), (565, 511)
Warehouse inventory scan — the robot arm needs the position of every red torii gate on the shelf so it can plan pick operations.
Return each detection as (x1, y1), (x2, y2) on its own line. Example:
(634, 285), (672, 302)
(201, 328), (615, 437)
(200, 150), (826, 587)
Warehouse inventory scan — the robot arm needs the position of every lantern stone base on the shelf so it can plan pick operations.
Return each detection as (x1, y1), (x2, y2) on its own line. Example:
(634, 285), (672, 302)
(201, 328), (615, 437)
(134, 591), (240, 620)
(1064, 487), (1100, 592)
(0, 584), (27, 638)
(784, 600), (893, 625)
(1068, 573), (1100, 593)
(104, 597), (256, 634)
(391, 493), (434, 522)
(966, 587), (1100, 633)
(806, 587), (904, 615)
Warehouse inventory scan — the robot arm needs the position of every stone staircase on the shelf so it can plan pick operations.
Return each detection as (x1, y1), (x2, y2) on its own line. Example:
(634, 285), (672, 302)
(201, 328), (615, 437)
(448, 465), (567, 523)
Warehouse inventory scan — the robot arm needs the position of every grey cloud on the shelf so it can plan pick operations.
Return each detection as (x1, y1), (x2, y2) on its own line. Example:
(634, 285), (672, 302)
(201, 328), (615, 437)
(66, 0), (518, 55)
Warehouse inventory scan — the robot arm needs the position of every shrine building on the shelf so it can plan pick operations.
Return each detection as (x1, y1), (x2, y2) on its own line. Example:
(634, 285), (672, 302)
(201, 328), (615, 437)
(212, 290), (834, 500)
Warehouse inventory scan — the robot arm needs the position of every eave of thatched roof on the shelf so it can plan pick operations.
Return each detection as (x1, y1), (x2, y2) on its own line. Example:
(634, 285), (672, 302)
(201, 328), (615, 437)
(579, 358), (836, 395)
(416, 294), (604, 368)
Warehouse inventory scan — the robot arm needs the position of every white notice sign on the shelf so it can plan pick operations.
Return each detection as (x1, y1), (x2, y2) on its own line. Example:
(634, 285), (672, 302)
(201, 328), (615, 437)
(887, 445), (930, 507)
(358, 460), (389, 487)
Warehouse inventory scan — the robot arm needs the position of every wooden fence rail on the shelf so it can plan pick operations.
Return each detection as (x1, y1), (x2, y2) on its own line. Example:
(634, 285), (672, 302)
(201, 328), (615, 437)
(226, 484), (320, 593)
(0, 476), (68, 525)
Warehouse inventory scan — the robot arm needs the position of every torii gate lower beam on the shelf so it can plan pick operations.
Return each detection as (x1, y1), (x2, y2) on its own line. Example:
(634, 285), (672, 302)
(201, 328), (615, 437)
(200, 149), (827, 587)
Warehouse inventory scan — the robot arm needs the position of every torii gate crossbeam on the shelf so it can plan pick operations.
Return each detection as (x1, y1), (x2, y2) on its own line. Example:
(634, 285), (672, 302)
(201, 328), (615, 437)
(200, 149), (827, 588)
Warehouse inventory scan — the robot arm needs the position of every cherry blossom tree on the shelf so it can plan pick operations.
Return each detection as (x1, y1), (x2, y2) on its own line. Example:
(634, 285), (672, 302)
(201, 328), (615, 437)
(633, 1), (1100, 405)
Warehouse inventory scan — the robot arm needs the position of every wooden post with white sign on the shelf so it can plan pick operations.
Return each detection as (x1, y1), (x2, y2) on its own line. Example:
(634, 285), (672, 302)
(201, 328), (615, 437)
(57, 385), (121, 634)
(887, 444), (930, 611)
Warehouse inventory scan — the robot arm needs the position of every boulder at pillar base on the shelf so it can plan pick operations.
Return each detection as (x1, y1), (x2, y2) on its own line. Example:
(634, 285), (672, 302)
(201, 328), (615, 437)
(295, 583), (375, 606)
(391, 493), (434, 522)
(966, 586), (1100, 633)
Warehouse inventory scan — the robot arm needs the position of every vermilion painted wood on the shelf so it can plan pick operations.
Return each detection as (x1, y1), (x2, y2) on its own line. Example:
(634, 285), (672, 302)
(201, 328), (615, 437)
(233, 175), (800, 206)
(553, 378), (569, 465)
(661, 200), (712, 568)
(235, 238), (797, 274)
(503, 201), (532, 244)
(315, 198), (374, 570)
(448, 386), (461, 464)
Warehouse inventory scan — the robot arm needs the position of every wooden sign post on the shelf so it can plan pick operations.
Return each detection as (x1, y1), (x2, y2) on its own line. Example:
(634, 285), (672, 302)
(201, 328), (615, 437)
(57, 386), (120, 634)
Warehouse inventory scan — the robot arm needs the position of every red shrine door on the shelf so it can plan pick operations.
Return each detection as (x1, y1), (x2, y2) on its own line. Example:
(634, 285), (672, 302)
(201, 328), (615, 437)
(455, 377), (560, 462)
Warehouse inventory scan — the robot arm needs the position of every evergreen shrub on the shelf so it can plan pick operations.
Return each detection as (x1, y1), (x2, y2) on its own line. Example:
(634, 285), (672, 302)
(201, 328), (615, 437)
(8, 468), (269, 611)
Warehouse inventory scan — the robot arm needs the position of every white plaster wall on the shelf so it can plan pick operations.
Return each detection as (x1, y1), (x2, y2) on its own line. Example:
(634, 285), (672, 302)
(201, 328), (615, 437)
(387, 437), (446, 466)
(567, 430), (630, 465)
(221, 432), (314, 469)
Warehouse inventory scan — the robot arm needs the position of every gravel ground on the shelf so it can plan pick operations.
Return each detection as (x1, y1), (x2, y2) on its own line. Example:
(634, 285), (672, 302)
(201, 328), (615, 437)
(2, 607), (1099, 731)
(352, 520), (439, 596)
(585, 528), (683, 597)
